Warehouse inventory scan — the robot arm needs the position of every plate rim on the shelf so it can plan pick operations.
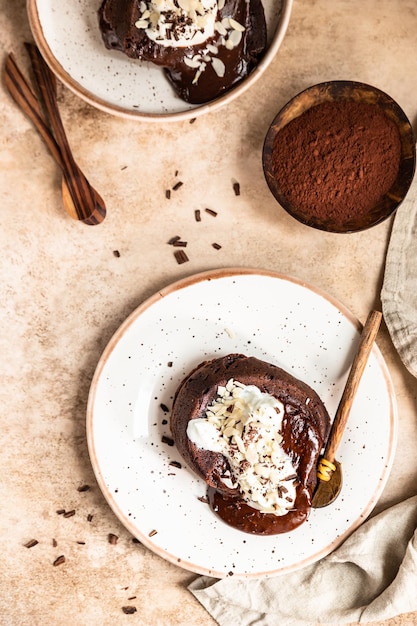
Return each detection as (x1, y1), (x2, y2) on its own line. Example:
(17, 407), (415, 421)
(26, 0), (293, 122)
(86, 266), (398, 578)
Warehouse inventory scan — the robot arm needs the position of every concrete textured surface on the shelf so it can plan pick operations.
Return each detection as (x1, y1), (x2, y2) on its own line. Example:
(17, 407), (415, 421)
(1, 1), (417, 624)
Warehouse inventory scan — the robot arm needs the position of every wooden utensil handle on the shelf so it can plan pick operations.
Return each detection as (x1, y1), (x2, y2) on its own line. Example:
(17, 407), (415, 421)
(25, 43), (102, 223)
(3, 53), (64, 168)
(323, 310), (382, 464)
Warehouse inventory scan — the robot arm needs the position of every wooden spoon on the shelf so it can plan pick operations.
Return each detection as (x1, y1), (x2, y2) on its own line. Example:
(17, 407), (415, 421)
(312, 310), (382, 508)
(4, 49), (106, 225)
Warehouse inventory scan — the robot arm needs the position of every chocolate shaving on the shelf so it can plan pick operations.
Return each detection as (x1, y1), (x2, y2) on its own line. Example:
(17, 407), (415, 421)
(212, 243), (222, 250)
(52, 538), (58, 547)
(162, 435), (174, 446)
(160, 403), (170, 413)
(174, 250), (189, 264)
(113, 250), (120, 258)
(122, 607), (137, 615)
(169, 460), (182, 469)
(108, 533), (118, 545)
(167, 235), (181, 245)
(53, 555), (66, 567)
(233, 181), (241, 196)
(24, 539), (38, 548)
(77, 484), (90, 492)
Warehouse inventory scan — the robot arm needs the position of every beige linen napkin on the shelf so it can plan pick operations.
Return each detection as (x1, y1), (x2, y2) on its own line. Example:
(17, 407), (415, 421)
(381, 175), (417, 379)
(189, 495), (417, 625)
(189, 184), (417, 625)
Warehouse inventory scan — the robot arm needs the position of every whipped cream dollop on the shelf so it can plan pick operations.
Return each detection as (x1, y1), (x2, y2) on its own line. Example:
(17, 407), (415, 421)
(187, 379), (298, 516)
(135, 0), (218, 47)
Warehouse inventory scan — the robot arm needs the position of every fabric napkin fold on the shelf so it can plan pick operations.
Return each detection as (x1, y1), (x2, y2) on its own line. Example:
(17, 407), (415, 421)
(189, 495), (417, 625)
(189, 182), (417, 625)
(381, 174), (417, 379)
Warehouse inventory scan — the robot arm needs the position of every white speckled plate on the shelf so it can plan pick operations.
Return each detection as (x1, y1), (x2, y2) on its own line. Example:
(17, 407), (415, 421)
(27, 0), (293, 121)
(86, 268), (397, 578)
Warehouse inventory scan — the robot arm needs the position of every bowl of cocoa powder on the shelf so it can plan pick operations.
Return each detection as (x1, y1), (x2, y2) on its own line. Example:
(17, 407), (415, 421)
(262, 81), (416, 233)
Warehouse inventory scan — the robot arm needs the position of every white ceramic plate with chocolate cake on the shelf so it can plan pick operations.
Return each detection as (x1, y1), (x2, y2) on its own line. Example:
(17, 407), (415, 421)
(27, 0), (293, 121)
(86, 268), (397, 579)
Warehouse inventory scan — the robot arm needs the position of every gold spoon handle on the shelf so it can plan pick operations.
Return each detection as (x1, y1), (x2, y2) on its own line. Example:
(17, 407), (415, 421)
(321, 310), (382, 467)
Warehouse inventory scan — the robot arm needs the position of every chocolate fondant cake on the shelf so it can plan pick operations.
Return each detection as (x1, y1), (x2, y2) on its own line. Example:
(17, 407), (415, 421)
(170, 354), (331, 535)
(98, 0), (267, 104)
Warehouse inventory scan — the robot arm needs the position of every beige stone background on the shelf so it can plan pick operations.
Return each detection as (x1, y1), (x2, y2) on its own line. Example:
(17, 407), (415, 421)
(1, 1), (417, 624)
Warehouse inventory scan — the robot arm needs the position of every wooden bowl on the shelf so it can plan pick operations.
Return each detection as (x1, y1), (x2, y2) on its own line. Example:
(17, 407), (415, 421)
(262, 81), (416, 233)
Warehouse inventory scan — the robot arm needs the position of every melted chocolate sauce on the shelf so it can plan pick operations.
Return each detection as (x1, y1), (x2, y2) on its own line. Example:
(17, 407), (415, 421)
(207, 403), (322, 535)
(98, 0), (267, 104)
(208, 485), (311, 535)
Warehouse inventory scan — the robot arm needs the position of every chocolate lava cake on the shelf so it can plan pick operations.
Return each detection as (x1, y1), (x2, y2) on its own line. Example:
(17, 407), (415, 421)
(98, 0), (267, 104)
(170, 354), (331, 535)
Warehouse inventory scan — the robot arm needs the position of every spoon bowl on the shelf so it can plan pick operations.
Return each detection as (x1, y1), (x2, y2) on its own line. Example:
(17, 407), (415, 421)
(312, 310), (382, 508)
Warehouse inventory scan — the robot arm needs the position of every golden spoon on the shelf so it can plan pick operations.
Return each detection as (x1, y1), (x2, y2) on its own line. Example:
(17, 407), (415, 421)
(312, 310), (382, 508)
(4, 48), (106, 225)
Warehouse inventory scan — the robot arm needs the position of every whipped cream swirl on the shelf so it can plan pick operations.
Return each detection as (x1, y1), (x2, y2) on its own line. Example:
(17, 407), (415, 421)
(187, 379), (298, 516)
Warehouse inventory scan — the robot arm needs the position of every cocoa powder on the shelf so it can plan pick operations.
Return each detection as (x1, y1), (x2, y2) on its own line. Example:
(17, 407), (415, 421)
(271, 100), (401, 230)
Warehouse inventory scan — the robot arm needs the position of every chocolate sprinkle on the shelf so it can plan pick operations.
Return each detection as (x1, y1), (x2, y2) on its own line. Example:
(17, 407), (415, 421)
(167, 235), (181, 245)
(108, 533), (119, 545)
(174, 250), (189, 264)
(194, 209), (201, 222)
(172, 240), (187, 247)
(205, 208), (217, 217)
(24, 539), (38, 548)
(148, 529), (158, 537)
(169, 460), (182, 469)
(160, 403), (170, 413)
(122, 607), (137, 615)
(87, 514), (93, 522)
(212, 243), (222, 250)
(63, 510), (76, 518)
(233, 181), (241, 196)
(113, 250), (120, 258)
(53, 555), (66, 567)
(162, 435), (175, 446)
(77, 484), (90, 492)
(165, 189), (171, 199)
(172, 181), (183, 191)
